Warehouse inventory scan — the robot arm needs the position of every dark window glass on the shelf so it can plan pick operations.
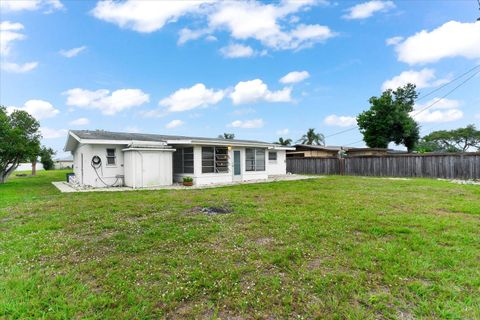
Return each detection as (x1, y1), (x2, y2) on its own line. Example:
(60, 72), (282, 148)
(255, 149), (265, 171)
(245, 148), (265, 171)
(202, 146), (229, 173)
(106, 148), (116, 165)
(268, 151), (277, 161)
(245, 148), (255, 171)
(173, 147), (194, 174)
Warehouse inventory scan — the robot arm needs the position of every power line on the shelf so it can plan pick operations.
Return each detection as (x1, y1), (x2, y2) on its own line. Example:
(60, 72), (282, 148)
(342, 68), (480, 147)
(415, 64), (480, 102)
(324, 126), (357, 138)
(412, 69), (480, 117)
(324, 64), (480, 140)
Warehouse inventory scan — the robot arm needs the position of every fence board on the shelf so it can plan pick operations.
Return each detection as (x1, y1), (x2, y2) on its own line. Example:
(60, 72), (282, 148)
(286, 154), (480, 179)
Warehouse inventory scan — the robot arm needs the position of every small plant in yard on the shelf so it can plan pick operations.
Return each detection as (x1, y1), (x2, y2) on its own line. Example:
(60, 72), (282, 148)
(182, 176), (193, 186)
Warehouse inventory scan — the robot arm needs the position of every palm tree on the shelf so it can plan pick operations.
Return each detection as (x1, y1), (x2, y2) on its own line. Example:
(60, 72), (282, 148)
(218, 133), (235, 139)
(298, 128), (325, 145)
(275, 137), (292, 146)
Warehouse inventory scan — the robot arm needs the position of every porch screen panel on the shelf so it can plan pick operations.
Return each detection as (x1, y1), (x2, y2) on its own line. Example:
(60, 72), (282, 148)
(202, 147), (214, 173)
(246, 148), (255, 171)
(245, 148), (265, 172)
(202, 147), (229, 173)
(173, 147), (194, 174)
(183, 147), (194, 173)
(255, 149), (265, 171)
(215, 147), (229, 173)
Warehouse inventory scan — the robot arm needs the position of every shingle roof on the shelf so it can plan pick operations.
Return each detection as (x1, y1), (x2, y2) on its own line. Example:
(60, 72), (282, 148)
(70, 130), (275, 145)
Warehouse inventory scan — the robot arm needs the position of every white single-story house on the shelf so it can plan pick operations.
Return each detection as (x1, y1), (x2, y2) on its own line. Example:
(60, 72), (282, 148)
(64, 130), (294, 188)
(54, 156), (74, 169)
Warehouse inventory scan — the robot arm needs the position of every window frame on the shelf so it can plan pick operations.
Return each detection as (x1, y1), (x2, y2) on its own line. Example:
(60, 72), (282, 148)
(268, 151), (277, 161)
(173, 147), (194, 174)
(245, 148), (266, 172)
(106, 148), (116, 166)
(202, 146), (229, 174)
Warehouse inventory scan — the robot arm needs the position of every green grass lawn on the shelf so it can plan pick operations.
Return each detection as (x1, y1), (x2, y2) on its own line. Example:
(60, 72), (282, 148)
(1, 171), (479, 319)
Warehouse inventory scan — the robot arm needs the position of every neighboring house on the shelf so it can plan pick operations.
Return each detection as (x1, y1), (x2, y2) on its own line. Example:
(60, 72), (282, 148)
(54, 157), (74, 169)
(64, 130), (294, 188)
(287, 144), (390, 158)
(345, 148), (390, 157)
(287, 145), (344, 158)
(15, 162), (44, 172)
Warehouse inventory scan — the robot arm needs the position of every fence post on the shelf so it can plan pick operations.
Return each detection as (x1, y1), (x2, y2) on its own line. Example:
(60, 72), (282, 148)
(339, 158), (345, 175)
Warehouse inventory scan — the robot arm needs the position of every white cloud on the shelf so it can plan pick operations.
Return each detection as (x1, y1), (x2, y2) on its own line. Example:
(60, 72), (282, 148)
(220, 44), (255, 58)
(475, 113), (480, 120)
(279, 70), (310, 84)
(0, 21), (25, 56)
(276, 128), (289, 135)
(412, 98), (463, 123)
(178, 28), (209, 45)
(40, 127), (68, 139)
(7, 99), (59, 120)
(230, 79), (292, 105)
(1, 61), (38, 73)
(165, 119), (185, 129)
(386, 36), (403, 46)
(0, 21), (39, 74)
(229, 118), (264, 129)
(64, 88), (149, 115)
(343, 1), (395, 20)
(159, 83), (225, 112)
(59, 46), (86, 58)
(69, 117), (90, 126)
(324, 114), (357, 127)
(92, 0), (335, 52)
(209, 1), (335, 51)
(91, 0), (212, 33)
(0, 0), (63, 12)
(393, 21), (480, 65)
(382, 68), (449, 91)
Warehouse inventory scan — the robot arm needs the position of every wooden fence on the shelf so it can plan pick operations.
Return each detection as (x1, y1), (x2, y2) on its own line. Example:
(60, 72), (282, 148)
(286, 153), (480, 179)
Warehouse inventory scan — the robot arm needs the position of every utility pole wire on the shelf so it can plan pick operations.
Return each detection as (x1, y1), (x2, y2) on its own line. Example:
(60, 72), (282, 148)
(415, 64), (480, 102)
(343, 68), (480, 147)
(412, 69), (480, 117)
(323, 64), (480, 140)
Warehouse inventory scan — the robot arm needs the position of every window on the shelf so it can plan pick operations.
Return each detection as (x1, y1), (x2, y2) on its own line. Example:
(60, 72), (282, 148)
(268, 151), (277, 161)
(173, 147), (194, 174)
(245, 148), (265, 171)
(106, 148), (116, 165)
(202, 147), (229, 173)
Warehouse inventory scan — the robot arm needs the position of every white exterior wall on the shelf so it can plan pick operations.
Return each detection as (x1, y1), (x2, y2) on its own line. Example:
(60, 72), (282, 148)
(266, 150), (287, 175)
(72, 143), (125, 188)
(124, 150), (173, 188)
(173, 146), (270, 186)
(15, 163), (44, 172)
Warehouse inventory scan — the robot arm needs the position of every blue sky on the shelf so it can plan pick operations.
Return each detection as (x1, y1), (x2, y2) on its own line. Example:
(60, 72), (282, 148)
(1, 0), (479, 157)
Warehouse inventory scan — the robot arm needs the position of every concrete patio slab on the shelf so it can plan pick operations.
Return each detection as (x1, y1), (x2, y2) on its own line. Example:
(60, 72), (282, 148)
(52, 174), (320, 193)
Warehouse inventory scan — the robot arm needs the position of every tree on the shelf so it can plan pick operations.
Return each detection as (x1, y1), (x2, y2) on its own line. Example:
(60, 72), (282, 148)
(414, 139), (446, 153)
(218, 133), (235, 139)
(275, 137), (292, 146)
(39, 146), (56, 170)
(0, 106), (41, 183)
(422, 124), (480, 152)
(357, 83), (420, 152)
(298, 128), (325, 145)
